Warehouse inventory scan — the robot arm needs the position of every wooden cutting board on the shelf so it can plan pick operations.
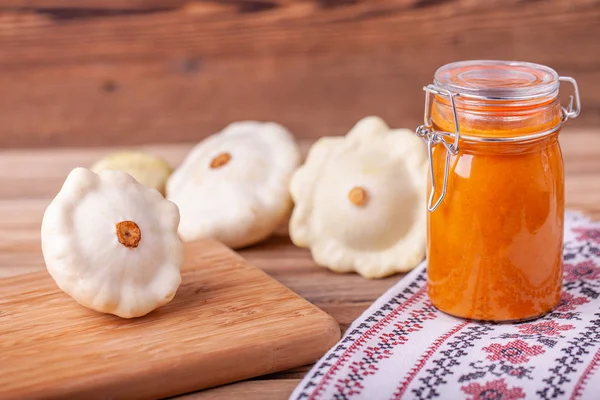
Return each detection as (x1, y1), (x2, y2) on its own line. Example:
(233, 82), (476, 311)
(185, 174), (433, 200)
(0, 239), (341, 400)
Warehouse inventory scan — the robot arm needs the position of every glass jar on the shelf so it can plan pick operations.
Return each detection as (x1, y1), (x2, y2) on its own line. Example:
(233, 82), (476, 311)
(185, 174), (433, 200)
(416, 60), (581, 322)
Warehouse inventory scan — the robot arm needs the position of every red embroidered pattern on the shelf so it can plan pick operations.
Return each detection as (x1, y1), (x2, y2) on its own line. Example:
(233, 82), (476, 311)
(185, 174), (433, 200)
(556, 292), (590, 312)
(572, 227), (600, 244)
(462, 378), (526, 400)
(518, 321), (575, 336)
(483, 340), (545, 364)
(563, 260), (600, 282)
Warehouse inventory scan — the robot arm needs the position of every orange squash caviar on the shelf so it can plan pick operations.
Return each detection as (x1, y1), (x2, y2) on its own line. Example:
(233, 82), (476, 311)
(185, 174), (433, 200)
(417, 60), (580, 322)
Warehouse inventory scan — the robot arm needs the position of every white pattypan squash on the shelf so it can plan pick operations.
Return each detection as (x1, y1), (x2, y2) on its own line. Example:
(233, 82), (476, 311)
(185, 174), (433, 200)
(91, 151), (173, 196)
(289, 116), (428, 279)
(166, 121), (301, 249)
(41, 167), (183, 318)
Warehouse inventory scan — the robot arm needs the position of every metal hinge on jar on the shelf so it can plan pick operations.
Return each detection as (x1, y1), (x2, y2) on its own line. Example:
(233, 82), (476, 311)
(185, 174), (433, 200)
(415, 76), (581, 212)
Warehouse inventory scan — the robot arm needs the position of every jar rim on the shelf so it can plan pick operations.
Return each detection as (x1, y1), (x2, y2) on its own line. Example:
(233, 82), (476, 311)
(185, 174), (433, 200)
(434, 60), (560, 101)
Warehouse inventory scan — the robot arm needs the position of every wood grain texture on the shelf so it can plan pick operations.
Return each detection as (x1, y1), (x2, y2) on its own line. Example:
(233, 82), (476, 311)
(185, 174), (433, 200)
(180, 379), (302, 399)
(0, 131), (598, 399)
(0, 1), (184, 10)
(0, 239), (341, 400)
(0, 0), (598, 148)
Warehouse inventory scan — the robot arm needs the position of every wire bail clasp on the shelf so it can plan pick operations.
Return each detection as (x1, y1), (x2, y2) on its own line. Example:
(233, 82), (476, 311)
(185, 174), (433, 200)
(559, 76), (581, 122)
(416, 85), (461, 212)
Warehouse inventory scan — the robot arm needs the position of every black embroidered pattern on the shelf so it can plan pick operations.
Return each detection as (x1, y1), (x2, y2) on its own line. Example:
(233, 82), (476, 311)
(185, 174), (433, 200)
(490, 333), (560, 349)
(537, 313), (600, 399)
(410, 325), (495, 399)
(458, 361), (535, 383)
(546, 310), (584, 321)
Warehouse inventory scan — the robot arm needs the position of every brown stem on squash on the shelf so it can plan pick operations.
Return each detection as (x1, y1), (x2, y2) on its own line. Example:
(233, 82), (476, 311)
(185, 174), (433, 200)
(348, 186), (369, 207)
(116, 221), (141, 248)
(210, 152), (231, 169)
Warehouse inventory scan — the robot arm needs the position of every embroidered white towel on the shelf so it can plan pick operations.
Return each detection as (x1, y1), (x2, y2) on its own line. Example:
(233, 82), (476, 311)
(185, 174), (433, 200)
(290, 212), (600, 400)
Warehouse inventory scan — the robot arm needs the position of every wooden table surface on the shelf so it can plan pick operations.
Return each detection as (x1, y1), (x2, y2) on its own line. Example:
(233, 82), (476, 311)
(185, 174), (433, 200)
(1, 128), (599, 399)
(1, 0), (599, 149)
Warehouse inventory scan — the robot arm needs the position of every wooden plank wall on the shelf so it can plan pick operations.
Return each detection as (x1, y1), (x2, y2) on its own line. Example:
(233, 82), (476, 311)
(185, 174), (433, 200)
(0, 0), (599, 148)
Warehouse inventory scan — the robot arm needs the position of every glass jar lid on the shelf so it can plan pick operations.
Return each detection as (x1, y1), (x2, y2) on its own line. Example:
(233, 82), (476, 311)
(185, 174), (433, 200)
(417, 60), (581, 212)
(434, 60), (560, 101)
